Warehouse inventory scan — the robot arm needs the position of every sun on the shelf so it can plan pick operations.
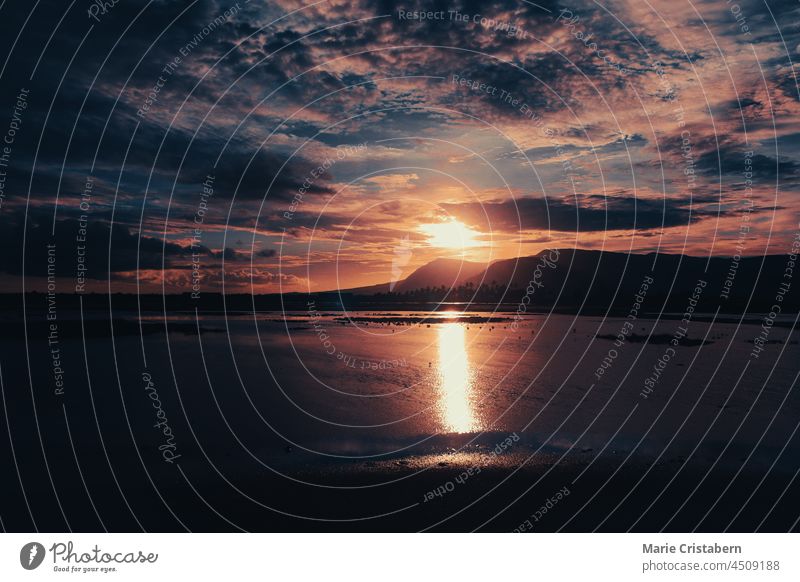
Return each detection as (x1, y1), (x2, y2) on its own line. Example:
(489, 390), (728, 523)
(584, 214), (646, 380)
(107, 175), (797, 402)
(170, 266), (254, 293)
(419, 219), (480, 250)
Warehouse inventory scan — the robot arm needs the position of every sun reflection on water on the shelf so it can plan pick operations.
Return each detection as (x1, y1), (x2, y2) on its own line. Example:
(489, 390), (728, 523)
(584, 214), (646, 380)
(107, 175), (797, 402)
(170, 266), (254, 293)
(436, 322), (479, 433)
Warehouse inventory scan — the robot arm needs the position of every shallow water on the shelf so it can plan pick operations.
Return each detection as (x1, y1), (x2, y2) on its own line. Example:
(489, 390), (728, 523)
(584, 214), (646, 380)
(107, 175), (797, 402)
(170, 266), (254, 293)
(2, 310), (799, 531)
(155, 310), (800, 466)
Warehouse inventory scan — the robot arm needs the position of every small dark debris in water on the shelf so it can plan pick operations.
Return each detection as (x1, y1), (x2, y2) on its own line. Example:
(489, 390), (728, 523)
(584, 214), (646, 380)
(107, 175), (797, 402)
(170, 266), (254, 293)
(437, 461), (448, 467)
(285, 445), (294, 453)
(336, 315), (510, 325)
(581, 447), (593, 453)
(596, 333), (711, 346)
(395, 460), (409, 466)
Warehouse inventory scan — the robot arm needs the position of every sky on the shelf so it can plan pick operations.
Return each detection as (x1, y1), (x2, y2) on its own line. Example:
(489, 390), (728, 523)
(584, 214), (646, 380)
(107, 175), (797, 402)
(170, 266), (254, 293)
(1, 0), (799, 293)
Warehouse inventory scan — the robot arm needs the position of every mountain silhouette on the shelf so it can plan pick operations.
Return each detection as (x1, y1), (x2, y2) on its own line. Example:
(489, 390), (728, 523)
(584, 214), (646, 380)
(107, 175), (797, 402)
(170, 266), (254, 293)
(345, 249), (799, 313)
(346, 257), (487, 295)
(8, 249), (795, 315)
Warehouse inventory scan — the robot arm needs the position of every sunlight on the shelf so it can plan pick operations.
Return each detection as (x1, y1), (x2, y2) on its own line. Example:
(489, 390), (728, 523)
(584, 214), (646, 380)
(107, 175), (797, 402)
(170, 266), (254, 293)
(419, 220), (480, 250)
(436, 322), (478, 433)
(440, 310), (465, 320)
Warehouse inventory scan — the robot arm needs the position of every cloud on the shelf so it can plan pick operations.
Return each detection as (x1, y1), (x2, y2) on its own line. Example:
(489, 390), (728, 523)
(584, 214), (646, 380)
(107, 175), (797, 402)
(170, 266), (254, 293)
(0, 212), (192, 279)
(2, 0), (800, 292)
(696, 146), (800, 181)
(441, 194), (711, 233)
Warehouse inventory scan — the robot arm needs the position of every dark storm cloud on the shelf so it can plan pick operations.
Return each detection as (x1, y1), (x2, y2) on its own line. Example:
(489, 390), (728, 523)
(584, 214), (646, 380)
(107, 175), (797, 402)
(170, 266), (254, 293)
(696, 146), (800, 180)
(333, 0), (563, 54)
(0, 205), (270, 281)
(275, 211), (346, 237)
(0, 211), (195, 279)
(177, 140), (336, 202)
(441, 194), (712, 233)
(0, 0), (336, 212)
(0, 1), (250, 116)
(440, 53), (574, 117)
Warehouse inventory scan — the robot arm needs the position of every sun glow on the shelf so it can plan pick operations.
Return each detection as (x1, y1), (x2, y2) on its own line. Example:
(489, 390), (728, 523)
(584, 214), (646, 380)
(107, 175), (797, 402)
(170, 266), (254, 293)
(419, 220), (480, 250)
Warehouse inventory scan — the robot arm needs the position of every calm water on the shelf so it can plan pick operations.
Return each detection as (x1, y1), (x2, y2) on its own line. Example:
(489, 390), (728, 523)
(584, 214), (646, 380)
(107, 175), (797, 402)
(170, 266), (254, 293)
(133, 310), (800, 465)
(2, 310), (799, 531)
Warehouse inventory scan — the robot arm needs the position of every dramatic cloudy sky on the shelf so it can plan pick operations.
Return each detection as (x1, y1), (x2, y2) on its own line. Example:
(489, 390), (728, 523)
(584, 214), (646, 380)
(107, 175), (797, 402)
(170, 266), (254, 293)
(1, 0), (799, 293)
